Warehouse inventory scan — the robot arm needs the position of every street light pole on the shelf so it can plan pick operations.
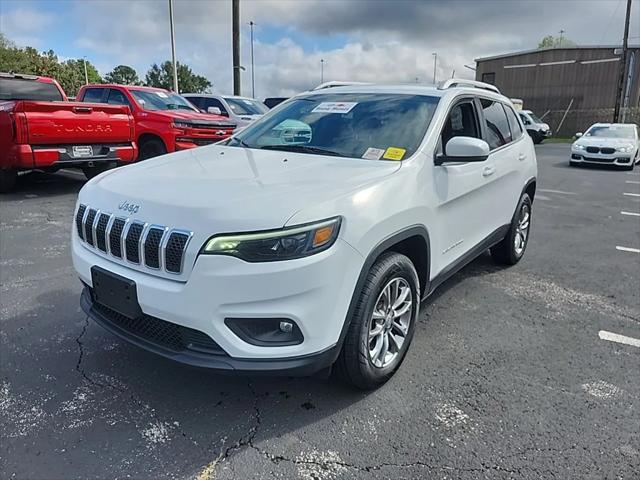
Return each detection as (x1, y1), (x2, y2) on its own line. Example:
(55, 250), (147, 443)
(83, 57), (89, 85)
(249, 21), (255, 98)
(432, 52), (437, 84)
(558, 29), (565, 47)
(613, 0), (632, 122)
(168, 0), (179, 93)
(320, 59), (324, 84)
(232, 0), (241, 95)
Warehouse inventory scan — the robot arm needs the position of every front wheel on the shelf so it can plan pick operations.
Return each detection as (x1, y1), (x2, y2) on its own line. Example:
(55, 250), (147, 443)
(139, 138), (167, 160)
(334, 252), (420, 390)
(491, 192), (532, 265)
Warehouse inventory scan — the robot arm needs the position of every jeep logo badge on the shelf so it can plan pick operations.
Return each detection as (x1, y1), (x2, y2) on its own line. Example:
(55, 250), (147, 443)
(118, 201), (140, 214)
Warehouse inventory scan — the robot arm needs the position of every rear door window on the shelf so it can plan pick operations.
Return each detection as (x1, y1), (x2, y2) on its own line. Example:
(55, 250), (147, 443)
(0, 78), (63, 101)
(504, 105), (523, 139)
(481, 99), (511, 149)
(107, 89), (130, 106)
(82, 88), (106, 103)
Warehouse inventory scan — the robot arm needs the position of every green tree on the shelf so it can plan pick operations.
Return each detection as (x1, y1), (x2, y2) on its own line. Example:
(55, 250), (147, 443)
(538, 35), (576, 49)
(56, 59), (102, 97)
(105, 65), (140, 85)
(145, 61), (211, 93)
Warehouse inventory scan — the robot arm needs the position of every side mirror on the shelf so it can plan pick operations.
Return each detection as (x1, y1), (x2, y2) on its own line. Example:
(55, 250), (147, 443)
(436, 137), (490, 165)
(207, 106), (222, 115)
(575, 132), (583, 138)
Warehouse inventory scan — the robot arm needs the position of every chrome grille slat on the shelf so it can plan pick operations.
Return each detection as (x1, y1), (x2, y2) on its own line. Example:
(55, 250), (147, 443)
(75, 204), (192, 274)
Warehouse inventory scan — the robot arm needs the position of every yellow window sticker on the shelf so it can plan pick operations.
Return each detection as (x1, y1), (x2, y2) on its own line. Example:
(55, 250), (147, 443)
(382, 147), (406, 161)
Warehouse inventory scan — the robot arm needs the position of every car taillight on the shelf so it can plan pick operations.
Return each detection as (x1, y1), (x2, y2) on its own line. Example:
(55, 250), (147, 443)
(10, 112), (28, 143)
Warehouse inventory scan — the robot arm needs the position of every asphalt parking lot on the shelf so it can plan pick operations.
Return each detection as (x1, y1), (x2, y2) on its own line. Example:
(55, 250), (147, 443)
(1, 143), (639, 480)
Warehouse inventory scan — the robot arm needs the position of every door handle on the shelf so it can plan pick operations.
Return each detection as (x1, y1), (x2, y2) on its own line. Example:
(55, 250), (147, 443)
(482, 166), (495, 177)
(518, 153), (527, 161)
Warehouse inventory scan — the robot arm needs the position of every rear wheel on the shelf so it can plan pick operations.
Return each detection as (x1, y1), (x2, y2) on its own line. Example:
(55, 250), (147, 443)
(139, 138), (167, 160)
(491, 192), (532, 265)
(0, 169), (18, 193)
(334, 252), (419, 390)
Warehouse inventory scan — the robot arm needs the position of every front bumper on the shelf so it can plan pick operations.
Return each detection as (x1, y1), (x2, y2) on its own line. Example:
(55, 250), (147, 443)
(571, 152), (633, 166)
(72, 234), (363, 372)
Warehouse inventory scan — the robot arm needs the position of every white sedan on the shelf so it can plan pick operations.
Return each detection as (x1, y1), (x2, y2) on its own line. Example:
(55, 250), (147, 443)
(571, 123), (639, 170)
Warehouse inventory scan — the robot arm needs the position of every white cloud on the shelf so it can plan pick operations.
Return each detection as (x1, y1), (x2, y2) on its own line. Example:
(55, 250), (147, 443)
(0, 8), (57, 48)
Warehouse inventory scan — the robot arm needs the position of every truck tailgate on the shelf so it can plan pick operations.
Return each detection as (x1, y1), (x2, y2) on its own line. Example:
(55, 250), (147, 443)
(17, 101), (133, 145)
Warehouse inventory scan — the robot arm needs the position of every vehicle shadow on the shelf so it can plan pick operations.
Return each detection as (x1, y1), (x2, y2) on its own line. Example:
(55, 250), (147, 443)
(3, 253), (502, 478)
(552, 161), (633, 172)
(2, 170), (85, 200)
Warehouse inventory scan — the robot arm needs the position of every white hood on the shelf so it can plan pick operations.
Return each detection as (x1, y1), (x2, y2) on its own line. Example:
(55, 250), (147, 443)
(80, 145), (400, 234)
(574, 137), (633, 148)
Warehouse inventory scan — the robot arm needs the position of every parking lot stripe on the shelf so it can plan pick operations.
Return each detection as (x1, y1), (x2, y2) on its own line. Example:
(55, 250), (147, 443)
(623, 193), (640, 197)
(621, 211), (640, 217)
(616, 246), (640, 253)
(599, 330), (640, 348)
(625, 180), (640, 185)
(538, 188), (576, 195)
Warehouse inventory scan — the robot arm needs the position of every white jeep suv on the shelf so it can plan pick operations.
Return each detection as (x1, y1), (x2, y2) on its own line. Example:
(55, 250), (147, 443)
(72, 80), (537, 389)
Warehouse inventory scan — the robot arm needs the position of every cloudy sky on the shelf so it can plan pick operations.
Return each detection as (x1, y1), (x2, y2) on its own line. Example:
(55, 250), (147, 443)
(1, 0), (638, 98)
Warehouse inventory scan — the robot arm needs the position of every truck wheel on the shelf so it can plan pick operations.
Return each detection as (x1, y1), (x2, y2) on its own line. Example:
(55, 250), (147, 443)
(491, 192), (532, 265)
(82, 163), (115, 181)
(334, 252), (419, 390)
(531, 133), (542, 144)
(0, 169), (17, 193)
(139, 139), (167, 160)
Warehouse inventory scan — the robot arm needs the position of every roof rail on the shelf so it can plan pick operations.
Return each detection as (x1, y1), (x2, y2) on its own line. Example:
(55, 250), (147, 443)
(438, 79), (500, 94)
(313, 81), (370, 91)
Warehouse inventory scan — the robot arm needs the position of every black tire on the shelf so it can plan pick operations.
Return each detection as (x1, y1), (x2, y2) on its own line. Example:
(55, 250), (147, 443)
(139, 138), (167, 160)
(0, 169), (18, 193)
(82, 163), (115, 181)
(334, 252), (420, 390)
(491, 192), (532, 265)
(529, 131), (541, 144)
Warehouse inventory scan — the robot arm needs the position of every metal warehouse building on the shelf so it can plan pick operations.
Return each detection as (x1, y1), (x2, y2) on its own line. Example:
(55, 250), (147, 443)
(475, 45), (640, 137)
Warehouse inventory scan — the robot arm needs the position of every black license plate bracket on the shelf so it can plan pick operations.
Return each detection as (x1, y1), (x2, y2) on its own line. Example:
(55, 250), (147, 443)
(91, 266), (143, 319)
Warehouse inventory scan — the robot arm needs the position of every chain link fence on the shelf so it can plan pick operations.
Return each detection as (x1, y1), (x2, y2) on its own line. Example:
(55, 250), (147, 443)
(540, 107), (640, 137)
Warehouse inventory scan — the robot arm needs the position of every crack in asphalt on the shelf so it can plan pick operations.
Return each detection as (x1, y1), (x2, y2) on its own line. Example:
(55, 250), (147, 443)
(73, 316), (203, 451)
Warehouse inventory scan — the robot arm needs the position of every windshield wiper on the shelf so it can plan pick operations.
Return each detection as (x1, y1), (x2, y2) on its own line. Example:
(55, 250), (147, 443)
(260, 145), (343, 157)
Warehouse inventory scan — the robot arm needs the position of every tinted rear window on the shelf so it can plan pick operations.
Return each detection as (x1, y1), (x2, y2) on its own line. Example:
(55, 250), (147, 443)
(0, 78), (63, 101)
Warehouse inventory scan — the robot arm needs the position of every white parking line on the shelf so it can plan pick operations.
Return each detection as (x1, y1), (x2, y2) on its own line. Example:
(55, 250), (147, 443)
(538, 188), (576, 195)
(624, 192), (640, 197)
(625, 180), (640, 185)
(621, 211), (640, 217)
(599, 330), (640, 348)
(616, 246), (640, 253)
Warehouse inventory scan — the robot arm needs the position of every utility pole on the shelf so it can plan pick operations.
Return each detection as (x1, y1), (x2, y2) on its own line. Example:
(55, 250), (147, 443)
(432, 52), (437, 84)
(232, 0), (241, 95)
(320, 58), (324, 84)
(168, 0), (179, 93)
(613, 0), (632, 123)
(83, 57), (89, 85)
(249, 21), (256, 98)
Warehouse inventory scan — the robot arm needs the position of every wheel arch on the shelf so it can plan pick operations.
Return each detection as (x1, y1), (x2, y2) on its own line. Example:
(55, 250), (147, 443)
(333, 226), (431, 357)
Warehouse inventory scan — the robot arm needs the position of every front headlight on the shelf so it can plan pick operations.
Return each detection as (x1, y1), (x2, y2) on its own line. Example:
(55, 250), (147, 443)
(617, 145), (634, 153)
(172, 121), (192, 129)
(573, 144), (585, 150)
(202, 217), (342, 262)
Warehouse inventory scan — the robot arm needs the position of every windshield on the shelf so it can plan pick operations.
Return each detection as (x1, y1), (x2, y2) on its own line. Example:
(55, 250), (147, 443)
(224, 97), (268, 115)
(0, 78), (63, 101)
(585, 125), (636, 139)
(528, 112), (543, 123)
(227, 93), (439, 160)
(130, 90), (198, 111)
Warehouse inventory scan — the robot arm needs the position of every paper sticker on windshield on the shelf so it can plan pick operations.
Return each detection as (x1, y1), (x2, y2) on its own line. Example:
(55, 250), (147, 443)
(383, 147), (406, 161)
(362, 147), (385, 160)
(312, 102), (358, 114)
(155, 92), (169, 98)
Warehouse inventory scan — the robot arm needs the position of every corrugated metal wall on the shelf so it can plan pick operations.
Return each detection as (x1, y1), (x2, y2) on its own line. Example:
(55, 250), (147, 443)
(475, 47), (640, 136)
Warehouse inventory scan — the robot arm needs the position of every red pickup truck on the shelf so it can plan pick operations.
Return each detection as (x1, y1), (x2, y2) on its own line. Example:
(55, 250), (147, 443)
(0, 73), (137, 192)
(76, 84), (235, 159)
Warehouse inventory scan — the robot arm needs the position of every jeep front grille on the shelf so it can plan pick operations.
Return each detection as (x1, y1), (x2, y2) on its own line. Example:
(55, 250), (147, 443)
(75, 204), (192, 274)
